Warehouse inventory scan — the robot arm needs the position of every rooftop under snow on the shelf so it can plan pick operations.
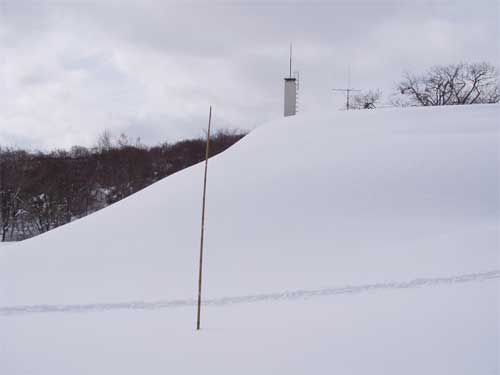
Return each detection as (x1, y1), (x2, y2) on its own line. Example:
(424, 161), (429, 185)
(1, 104), (499, 374)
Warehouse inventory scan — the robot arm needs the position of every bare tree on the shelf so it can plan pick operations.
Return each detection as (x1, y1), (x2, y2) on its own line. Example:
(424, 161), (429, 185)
(0, 148), (27, 241)
(396, 62), (499, 106)
(351, 90), (382, 109)
(97, 130), (113, 152)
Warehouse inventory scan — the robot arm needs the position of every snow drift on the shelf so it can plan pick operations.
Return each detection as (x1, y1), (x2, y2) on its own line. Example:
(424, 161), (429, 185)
(1, 104), (499, 374)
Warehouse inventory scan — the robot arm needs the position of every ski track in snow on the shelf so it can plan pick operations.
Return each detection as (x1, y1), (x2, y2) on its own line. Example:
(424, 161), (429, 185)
(1, 270), (499, 316)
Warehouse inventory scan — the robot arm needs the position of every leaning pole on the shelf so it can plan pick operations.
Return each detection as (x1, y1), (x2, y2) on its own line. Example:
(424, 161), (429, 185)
(197, 106), (212, 331)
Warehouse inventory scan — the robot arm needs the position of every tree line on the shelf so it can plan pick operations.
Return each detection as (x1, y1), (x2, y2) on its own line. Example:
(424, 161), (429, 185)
(350, 62), (499, 109)
(0, 129), (246, 241)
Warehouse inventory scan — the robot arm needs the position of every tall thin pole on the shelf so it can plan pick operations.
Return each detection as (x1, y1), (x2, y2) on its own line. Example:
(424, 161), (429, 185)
(333, 66), (361, 111)
(347, 66), (351, 110)
(197, 106), (212, 331)
(332, 88), (361, 110)
(289, 43), (292, 78)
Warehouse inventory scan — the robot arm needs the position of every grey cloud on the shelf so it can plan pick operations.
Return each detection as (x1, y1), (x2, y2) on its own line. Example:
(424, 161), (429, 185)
(0, 0), (498, 149)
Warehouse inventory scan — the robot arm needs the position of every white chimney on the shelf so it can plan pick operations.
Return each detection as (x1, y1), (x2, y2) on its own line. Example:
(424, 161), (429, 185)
(284, 44), (297, 117)
(284, 77), (297, 117)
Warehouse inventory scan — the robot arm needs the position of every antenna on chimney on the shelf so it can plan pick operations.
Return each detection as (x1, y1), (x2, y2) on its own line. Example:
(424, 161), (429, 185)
(284, 43), (297, 117)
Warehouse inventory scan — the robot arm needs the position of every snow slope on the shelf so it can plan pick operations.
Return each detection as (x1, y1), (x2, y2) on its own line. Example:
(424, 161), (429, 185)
(1, 104), (499, 374)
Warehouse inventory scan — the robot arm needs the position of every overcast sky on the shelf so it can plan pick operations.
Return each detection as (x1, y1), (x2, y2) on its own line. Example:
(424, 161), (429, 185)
(0, 0), (498, 150)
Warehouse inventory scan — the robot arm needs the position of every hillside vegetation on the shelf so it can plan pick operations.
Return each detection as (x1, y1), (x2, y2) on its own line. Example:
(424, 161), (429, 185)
(0, 129), (246, 241)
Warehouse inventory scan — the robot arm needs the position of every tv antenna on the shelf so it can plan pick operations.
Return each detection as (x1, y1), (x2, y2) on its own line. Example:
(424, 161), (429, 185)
(332, 66), (361, 110)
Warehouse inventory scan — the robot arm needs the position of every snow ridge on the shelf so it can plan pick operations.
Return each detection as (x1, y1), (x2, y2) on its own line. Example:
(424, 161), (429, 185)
(1, 269), (498, 316)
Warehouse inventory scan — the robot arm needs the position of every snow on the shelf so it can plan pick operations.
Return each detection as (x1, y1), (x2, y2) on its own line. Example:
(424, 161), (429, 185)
(1, 104), (499, 374)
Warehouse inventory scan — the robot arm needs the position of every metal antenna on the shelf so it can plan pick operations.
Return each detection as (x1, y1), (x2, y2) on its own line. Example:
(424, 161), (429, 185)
(332, 66), (361, 110)
(289, 43), (292, 78)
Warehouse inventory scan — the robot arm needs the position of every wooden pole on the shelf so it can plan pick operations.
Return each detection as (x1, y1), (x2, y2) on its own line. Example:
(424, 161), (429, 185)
(197, 106), (212, 331)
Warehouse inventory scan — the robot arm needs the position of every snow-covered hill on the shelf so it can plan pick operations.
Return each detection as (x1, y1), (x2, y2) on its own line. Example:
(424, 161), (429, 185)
(1, 105), (499, 374)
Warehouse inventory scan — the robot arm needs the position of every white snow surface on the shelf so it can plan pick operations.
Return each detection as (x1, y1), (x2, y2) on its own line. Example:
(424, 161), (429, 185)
(1, 104), (499, 374)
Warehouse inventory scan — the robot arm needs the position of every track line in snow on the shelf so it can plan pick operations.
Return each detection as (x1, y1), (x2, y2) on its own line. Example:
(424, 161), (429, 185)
(1, 270), (499, 316)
